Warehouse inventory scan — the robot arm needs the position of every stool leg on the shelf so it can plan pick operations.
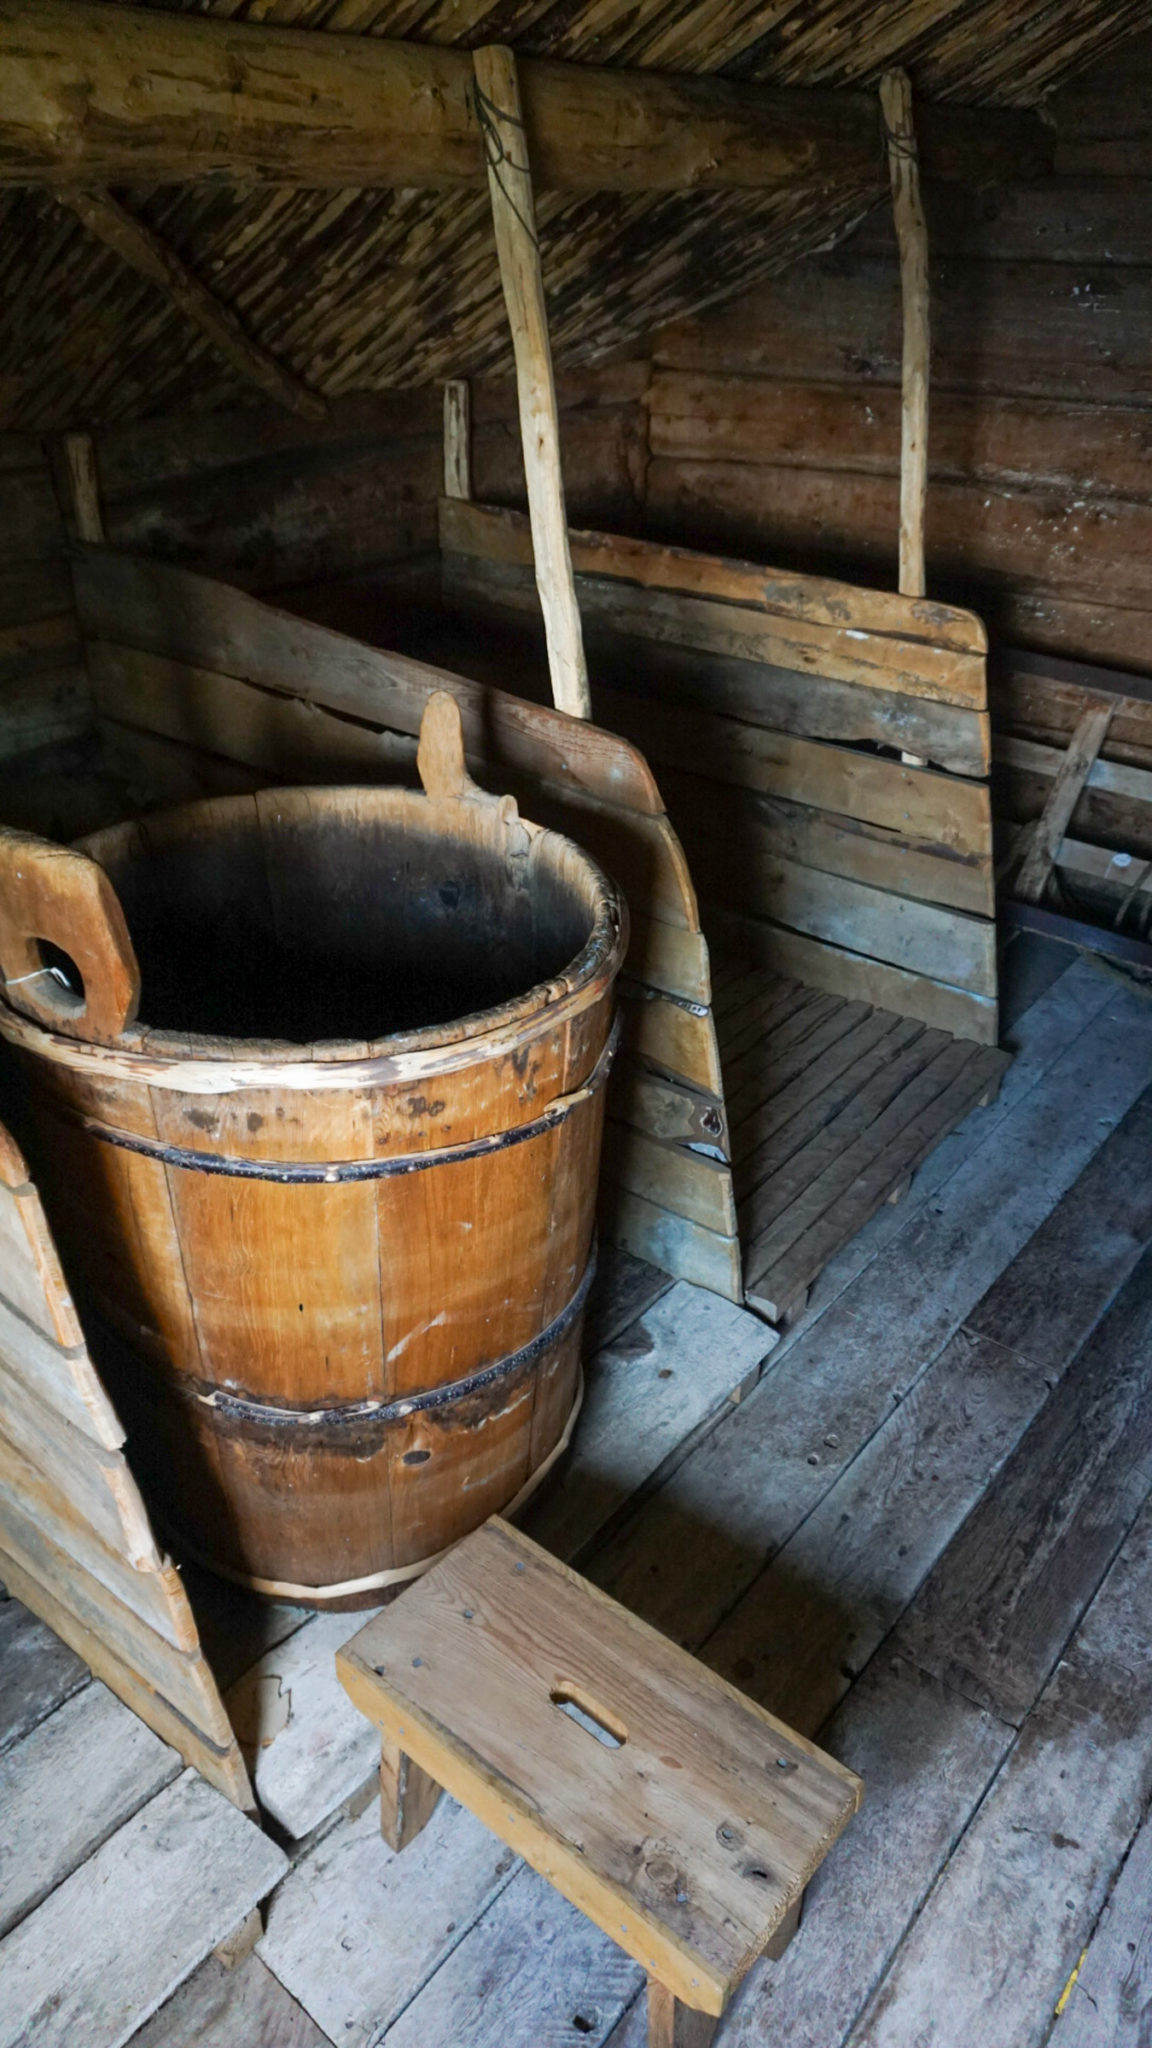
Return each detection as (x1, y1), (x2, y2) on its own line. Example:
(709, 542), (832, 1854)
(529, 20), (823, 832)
(765, 1892), (803, 1960)
(380, 1736), (441, 1851)
(647, 1979), (718, 2048)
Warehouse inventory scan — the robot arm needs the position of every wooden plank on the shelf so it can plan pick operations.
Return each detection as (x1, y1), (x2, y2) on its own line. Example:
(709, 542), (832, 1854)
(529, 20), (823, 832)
(586, 680), (992, 853)
(583, 1245), (673, 1355)
(0, 1292), (123, 1450)
(127, 1953), (328, 2048)
(994, 731), (1152, 862)
(260, 1798), (520, 2048)
(0, 1177), (82, 1346)
(653, 251), (1152, 408)
(0, 1553), (251, 1812)
(229, 1612), (383, 1841)
(384, 1867), (642, 2048)
(0, 1437), (194, 1649)
(603, 1121), (737, 1236)
(852, 1498), (1152, 2048)
(0, 1364), (158, 1567)
(0, 1680), (180, 1939)
(619, 987), (722, 1092)
(1049, 1802), (1152, 2047)
(991, 646), (1152, 769)
(438, 497), (986, 654)
(720, 1657), (1011, 2048)
(706, 906), (999, 1045)
(667, 779), (994, 919)
(336, 1519), (861, 2015)
(474, 45), (589, 720)
(603, 1188), (743, 1301)
(442, 529), (986, 709)
(741, 1032), (958, 1251)
(612, 1060), (728, 1153)
(748, 1048), (1008, 1322)
(525, 1281), (773, 1564)
(0, 1771), (287, 2048)
(590, 958), (1137, 1656)
(0, 1592), (88, 1755)
(699, 1318), (1051, 1739)
(732, 1016), (927, 1194)
(965, 1087), (1152, 1367)
(896, 1242), (1152, 1725)
(73, 553), (663, 817)
(1013, 698), (1115, 902)
(692, 842), (996, 994)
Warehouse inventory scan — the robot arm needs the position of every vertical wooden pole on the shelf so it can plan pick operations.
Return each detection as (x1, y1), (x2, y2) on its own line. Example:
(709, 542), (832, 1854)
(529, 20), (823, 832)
(443, 379), (472, 501)
(473, 44), (591, 720)
(881, 70), (929, 600)
(58, 432), (106, 543)
(881, 68), (930, 767)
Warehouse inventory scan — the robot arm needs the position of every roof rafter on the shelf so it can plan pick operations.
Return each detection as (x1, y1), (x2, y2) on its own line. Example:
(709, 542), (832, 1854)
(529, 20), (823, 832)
(57, 189), (327, 420)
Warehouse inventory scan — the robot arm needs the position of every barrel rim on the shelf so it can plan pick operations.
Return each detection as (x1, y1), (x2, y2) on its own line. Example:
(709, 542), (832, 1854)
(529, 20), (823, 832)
(0, 785), (629, 1086)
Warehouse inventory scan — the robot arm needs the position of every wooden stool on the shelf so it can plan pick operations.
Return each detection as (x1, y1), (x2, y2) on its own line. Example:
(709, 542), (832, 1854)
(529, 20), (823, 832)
(338, 1517), (862, 2046)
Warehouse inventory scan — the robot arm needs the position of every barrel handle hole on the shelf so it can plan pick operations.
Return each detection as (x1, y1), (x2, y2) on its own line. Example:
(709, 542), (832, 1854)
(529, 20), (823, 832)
(550, 1684), (626, 1750)
(402, 1449), (431, 1466)
(28, 939), (86, 1017)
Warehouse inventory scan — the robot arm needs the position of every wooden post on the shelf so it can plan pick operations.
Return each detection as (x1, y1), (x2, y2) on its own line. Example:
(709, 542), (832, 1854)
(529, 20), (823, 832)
(379, 1735), (442, 1852)
(473, 44), (591, 721)
(58, 433), (105, 544)
(881, 70), (929, 600)
(881, 68), (930, 767)
(443, 380), (472, 500)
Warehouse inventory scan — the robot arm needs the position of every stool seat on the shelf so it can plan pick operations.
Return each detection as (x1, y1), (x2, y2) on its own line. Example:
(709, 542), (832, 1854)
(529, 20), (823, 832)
(338, 1516), (862, 2044)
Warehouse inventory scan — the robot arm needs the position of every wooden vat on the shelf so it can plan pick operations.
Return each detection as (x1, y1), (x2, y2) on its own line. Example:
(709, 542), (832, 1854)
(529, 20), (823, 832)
(0, 695), (626, 1607)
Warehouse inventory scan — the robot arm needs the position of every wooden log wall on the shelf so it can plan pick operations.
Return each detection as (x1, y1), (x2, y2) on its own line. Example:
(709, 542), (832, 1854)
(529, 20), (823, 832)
(82, 364), (646, 600)
(0, 436), (91, 761)
(643, 36), (1152, 679)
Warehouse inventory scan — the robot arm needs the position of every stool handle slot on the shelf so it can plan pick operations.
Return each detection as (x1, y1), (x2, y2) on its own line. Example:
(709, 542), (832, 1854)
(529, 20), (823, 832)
(550, 1683), (627, 1750)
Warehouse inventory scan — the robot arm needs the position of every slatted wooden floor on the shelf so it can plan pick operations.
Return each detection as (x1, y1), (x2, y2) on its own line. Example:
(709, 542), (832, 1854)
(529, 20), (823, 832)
(712, 961), (1012, 1324)
(3, 937), (1152, 2048)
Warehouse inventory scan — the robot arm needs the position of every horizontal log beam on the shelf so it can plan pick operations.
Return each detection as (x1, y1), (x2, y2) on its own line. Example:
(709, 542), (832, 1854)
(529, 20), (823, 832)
(0, 0), (1051, 196)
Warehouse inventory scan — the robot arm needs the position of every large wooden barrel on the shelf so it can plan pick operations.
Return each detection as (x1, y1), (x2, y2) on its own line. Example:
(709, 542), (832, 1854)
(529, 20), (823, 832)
(0, 695), (626, 1607)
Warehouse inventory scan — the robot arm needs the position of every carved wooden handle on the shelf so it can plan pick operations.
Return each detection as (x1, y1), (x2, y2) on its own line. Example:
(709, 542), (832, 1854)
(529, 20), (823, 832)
(0, 827), (140, 1044)
(416, 692), (519, 827)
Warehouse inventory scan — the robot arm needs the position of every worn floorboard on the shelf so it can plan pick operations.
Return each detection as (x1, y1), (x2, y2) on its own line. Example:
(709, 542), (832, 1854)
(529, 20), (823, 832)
(851, 1499), (1152, 2048)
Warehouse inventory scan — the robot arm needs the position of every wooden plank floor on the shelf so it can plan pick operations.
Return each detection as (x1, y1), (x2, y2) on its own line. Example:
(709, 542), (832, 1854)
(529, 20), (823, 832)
(2, 942), (1152, 2047)
(715, 961), (1012, 1325)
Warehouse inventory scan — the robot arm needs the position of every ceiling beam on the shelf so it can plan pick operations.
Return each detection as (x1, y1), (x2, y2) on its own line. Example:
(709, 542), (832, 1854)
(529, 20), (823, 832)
(57, 189), (327, 419)
(1, 0), (1051, 196)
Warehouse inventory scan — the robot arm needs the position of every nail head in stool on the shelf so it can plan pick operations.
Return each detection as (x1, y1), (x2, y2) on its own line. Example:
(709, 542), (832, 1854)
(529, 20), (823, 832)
(337, 1517), (862, 2047)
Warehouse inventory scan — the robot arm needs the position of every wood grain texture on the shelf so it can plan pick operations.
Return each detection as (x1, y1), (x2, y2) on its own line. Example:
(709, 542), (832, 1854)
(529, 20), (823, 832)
(337, 1517), (861, 2015)
(474, 45), (590, 720)
(1048, 1801), (1152, 2047)
(0, 1679), (180, 1939)
(0, 1770), (286, 2048)
(896, 1241), (1152, 1724)
(0, 1591), (88, 1755)
(129, 1953), (329, 2048)
(853, 1498), (1152, 2048)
